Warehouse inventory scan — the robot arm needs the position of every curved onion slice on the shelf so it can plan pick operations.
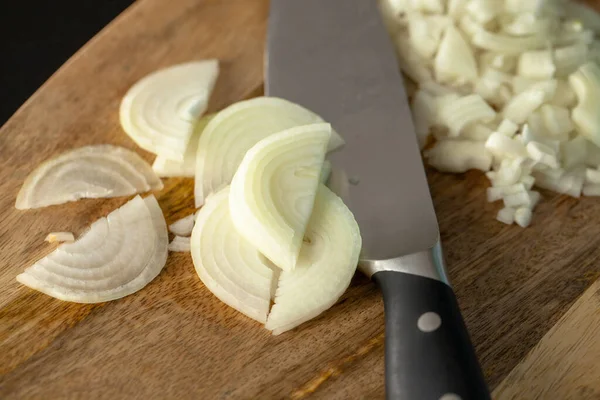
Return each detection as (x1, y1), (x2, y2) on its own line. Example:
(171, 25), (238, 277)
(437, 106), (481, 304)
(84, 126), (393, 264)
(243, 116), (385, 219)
(194, 97), (345, 207)
(190, 187), (275, 323)
(152, 114), (215, 177)
(265, 185), (361, 335)
(15, 145), (163, 210)
(169, 212), (197, 236)
(120, 60), (219, 161)
(16, 195), (168, 303)
(229, 123), (331, 271)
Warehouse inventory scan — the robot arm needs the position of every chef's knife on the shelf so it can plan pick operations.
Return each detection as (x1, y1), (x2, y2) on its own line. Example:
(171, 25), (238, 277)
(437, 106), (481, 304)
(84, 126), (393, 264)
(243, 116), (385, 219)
(267, 1), (490, 399)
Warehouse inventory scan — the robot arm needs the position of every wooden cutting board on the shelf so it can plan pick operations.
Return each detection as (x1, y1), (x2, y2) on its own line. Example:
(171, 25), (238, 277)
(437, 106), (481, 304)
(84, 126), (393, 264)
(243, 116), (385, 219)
(2, 0), (600, 398)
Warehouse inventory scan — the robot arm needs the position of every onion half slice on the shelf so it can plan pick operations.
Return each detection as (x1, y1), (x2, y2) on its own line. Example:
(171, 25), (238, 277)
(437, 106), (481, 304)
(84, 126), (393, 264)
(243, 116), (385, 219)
(229, 123), (331, 271)
(120, 60), (219, 161)
(194, 97), (345, 207)
(190, 187), (276, 323)
(15, 145), (163, 209)
(152, 114), (215, 177)
(17, 195), (168, 303)
(265, 185), (362, 335)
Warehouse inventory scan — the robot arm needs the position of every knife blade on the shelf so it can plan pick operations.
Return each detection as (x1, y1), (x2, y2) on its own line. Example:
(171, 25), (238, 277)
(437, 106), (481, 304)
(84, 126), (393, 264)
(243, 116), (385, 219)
(267, 1), (490, 399)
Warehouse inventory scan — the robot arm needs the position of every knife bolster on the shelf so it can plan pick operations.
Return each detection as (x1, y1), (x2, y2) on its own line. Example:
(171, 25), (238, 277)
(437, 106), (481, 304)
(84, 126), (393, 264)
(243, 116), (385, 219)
(358, 240), (450, 285)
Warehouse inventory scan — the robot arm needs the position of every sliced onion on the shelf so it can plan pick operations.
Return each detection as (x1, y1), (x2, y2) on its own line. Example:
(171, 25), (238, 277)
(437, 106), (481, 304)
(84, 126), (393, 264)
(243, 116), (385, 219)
(169, 212), (197, 237)
(472, 30), (546, 54)
(190, 187), (275, 323)
(168, 236), (191, 252)
(120, 60), (219, 161)
(437, 94), (496, 136)
(45, 232), (75, 243)
(17, 195), (168, 303)
(265, 185), (361, 335)
(424, 140), (492, 173)
(194, 97), (345, 207)
(152, 114), (214, 177)
(15, 145), (163, 210)
(229, 123), (331, 271)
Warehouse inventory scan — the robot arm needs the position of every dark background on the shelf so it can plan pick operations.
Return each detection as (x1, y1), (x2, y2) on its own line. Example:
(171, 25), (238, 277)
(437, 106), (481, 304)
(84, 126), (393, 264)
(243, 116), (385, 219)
(0, 1), (135, 127)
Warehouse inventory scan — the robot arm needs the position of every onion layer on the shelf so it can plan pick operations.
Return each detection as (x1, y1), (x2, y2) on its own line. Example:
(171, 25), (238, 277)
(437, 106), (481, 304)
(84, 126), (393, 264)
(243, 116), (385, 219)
(229, 123), (331, 271)
(265, 185), (361, 335)
(190, 187), (276, 323)
(120, 60), (219, 161)
(17, 195), (168, 303)
(194, 97), (345, 207)
(16, 145), (163, 210)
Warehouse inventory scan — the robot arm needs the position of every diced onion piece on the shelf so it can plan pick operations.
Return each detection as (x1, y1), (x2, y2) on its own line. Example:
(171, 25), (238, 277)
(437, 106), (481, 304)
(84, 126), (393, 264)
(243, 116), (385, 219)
(517, 50), (555, 79)
(503, 14), (553, 36)
(168, 236), (191, 252)
(485, 132), (527, 159)
(550, 80), (577, 108)
(265, 185), (361, 335)
(492, 158), (529, 186)
(425, 140), (492, 173)
(438, 94), (496, 136)
(487, 183), (526, 202)
(17, 195), (168, 303)
(479, 52), (517, 73)
(496, 207), (515, 224)
(449, 0), (469, 19)
(190, 188), (275, 323)
(411, 90), (439, 149)
(120, 60), (219, 161)
(230, 123), (331, 271)
(554, 43), (588, 77)
(459, 15), (482, 40)
(503, 190), (540, 208)
(393, 36), (433, 84)
(472, 30), (546, 54)
(420, 81), (463, 96)
(45, 232), (75, 243)
(587, 142), (600, 166)
(434, 25), (478, 85)
(561, 136), (589, 169)
(194, 97), (344, 207)
(466, 0), (501, 24)
(152, 114), (214, 178)
(539, 104), (574, 138)
(461, 123), (494, 140)
(408, 15), (451, 59)
(569, 62), (600, 147)
(526, 142), (559, 169)
(521, 175), (535, 189)
(584, 184), (600, 196)
(585, 168), (600, 184)
(169, 212), (196, 237)
(15, 145), (163, 210)
(503, 81), (556, 123)
(514, 207), (533, 227)
(497, 119), (518, 137)
(534, 170), (584, 197)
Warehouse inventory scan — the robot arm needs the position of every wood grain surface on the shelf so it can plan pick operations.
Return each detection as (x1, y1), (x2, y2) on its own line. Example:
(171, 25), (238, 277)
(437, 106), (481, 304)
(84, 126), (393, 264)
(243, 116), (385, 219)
(1, 0), (600, 398)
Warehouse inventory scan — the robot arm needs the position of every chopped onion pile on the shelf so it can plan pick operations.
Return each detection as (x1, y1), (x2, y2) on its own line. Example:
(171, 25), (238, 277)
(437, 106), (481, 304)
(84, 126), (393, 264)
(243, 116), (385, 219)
(17, 195), (168, 303)
(120, 60), (219, 161)
(381, 0), (600, 227)
(45, 232), (75, 243)
(152, 114), (215, 177)
(194, 97), (345, 207)
(15, 145), (163, 209)
(229, 123), (331, 271)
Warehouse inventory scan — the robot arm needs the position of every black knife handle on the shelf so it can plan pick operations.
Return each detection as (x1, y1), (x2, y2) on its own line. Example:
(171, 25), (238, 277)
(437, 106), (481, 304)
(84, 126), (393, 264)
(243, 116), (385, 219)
(373, 271), (490, 400)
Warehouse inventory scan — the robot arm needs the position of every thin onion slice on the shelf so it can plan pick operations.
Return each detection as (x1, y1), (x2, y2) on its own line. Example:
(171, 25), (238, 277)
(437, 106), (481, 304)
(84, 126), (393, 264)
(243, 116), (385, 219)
(15, 145), (163, 210)
(265, 185), (361, 335)
(190, 187), (275, 323)
(230, 123), (331, 271)
(194, 97), (344, 207)
(17, 195), (168, 303)
(120, 60), (219, 161)
(169, 212), (197, 237)
(168, 236), (191, 252)
(45, 232), (75, 243)
(152, 114), (215, 177)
